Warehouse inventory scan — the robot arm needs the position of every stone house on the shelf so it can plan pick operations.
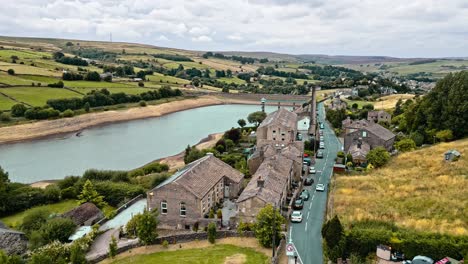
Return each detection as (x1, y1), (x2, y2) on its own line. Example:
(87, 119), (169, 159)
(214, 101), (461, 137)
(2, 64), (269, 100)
(147, 153), (244, 229)
(367, 110), (391, 124)
(256, 107), (298, 148)
(344, 122), (396, 163)
(62, 202), (104, 226)
(0, 223), (27, 255)
(248, 142), (304, 182)
(329, 97), (348, 110)
(342, 118), (370, 134)
(237, 154), (294, 222)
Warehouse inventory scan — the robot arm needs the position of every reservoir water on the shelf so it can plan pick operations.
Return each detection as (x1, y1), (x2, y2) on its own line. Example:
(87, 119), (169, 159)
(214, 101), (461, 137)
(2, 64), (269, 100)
(0, 104), (279, 183)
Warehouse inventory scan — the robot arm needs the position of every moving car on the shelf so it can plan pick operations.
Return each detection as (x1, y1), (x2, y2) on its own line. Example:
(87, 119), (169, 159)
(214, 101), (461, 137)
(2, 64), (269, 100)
(291, 211), (303, 223)
(304, 177), (314, 186)
(309, 166), (316, 174)
(300, 189), (310, 201)
(316, 183), (325, 192)
(317, 150), (324, 158)
(293, 198), (304, 209)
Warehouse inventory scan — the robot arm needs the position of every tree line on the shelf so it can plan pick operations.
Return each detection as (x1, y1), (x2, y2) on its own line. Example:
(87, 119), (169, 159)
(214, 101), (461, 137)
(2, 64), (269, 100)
(202, 52), (263, 64)
(256, 66), (309, 79)
(153, 53), (193, 62)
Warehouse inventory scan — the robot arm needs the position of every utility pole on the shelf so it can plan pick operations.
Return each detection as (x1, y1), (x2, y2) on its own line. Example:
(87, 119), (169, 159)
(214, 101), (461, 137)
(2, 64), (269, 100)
(272, 204), (276, 259)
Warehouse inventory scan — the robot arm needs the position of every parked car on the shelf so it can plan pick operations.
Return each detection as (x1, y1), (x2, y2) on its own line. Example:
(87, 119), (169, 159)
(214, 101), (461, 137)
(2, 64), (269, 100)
(319, 142), (325, 149)
(291, 211), (303, 223)
(317, 150), (324, 158)
(293, 198), (304, 209)
(320, 123), (324, 129)
(319, 136), (324, 142)
(303, 158), (312, 165)
(300, 190), (310, 201)
(304, 177), (314, 186)
(309, 166), (316, 174)
(316, 184), (325, 192)
(403, 256), (434, 264)
(297, 133), (303, 141)
(319, 130), (323, 136)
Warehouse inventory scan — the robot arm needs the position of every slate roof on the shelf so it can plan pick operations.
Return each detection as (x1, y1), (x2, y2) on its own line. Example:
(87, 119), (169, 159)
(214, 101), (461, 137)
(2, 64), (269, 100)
(62, 202), (103, 226)
(154, 154), (244, 199)
(348, 141), (371, 160)
(366, 123), (395, 141)
(258, 107), (297, 130)
(238, 154), (293, 204)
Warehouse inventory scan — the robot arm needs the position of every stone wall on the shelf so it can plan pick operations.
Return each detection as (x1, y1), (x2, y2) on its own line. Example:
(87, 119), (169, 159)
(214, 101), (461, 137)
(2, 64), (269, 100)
(87, 230), (255, 264)
(0, 231), (27, 255)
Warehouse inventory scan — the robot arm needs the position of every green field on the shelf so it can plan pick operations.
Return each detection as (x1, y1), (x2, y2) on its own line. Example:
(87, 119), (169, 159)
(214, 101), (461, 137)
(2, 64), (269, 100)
(147, 73), (190, 84)
(0, 72), (39, 86)
(0, 49), (51, 61)
(163, 61), (211, 70)
(1, 87), (81, 106)
(217, 77), (246, 85)
(109, 244), (269, 264)
(342, 98), (373, 109)
(18, 74), (58, 83)
(64, 80), (135, 88)
(0, 62), (62, 76)
(0, 200), (77, 228)
(0, 94), (18, 110)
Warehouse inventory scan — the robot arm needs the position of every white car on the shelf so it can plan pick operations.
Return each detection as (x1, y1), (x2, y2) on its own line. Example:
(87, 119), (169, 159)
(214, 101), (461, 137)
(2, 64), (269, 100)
(309, 167), (316, 174)
(316, 184), (325, 192)
(319, 142), (325, 149)
(291, 211), (303, 223)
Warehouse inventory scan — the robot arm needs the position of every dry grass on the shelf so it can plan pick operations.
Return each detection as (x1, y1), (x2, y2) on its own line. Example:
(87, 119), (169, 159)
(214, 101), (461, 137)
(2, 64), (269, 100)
(332, 138), (468, 235)
(374, 94), (415, 110)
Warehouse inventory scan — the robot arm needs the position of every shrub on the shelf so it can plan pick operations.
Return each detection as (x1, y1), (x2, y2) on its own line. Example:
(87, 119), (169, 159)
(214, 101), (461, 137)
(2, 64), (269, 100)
(162, 240), (169, 248)
(209, 209), (215, 218)
(138, 81), (144, 87)
(11, 104), (27, 117)
(48, 81), (64, 88)
(7, 69), (15, 75)
(0, 112), (11, 122)
(84, 102), (90, 112)
(62, 109), (74, 118)
(40, 217), (77, 243)
(20, 208), (49, 235)
(366, 147), (390, 168)
(216, 209), (222, 219)
(61, 186), (77, 199)
(395, 138), (416, 152)
(94, 181), (145, 207)
(139, 100), (147, 107)
(207, 223), (216, 244)
(436, 129), (454, 142)
(109, 236), (117, 258)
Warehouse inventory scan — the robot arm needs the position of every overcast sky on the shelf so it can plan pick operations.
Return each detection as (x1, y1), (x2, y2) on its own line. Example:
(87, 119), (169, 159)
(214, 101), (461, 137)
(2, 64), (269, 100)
(1, 0), (467, 58)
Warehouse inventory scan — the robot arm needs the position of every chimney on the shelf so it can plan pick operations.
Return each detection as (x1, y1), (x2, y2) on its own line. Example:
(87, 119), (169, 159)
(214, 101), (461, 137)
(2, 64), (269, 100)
(292, 102), (296, 111)
(261, 98), (266, 113)
(277, 101), (281, 109)
(257, 176), (265, 188)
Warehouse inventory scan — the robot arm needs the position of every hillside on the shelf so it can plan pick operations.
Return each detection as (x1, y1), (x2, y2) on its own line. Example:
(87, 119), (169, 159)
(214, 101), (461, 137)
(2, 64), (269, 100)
(331, 138), (468, 236)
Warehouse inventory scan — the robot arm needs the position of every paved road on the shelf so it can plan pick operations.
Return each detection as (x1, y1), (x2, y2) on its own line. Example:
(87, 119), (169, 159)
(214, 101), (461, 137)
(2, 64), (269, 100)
(289, 102), (342, 264)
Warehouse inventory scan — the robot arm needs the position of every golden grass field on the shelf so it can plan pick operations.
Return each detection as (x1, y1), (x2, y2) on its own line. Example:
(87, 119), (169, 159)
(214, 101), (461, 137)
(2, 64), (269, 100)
(331, 138), (468, 236)
(374, 94), (416, 110)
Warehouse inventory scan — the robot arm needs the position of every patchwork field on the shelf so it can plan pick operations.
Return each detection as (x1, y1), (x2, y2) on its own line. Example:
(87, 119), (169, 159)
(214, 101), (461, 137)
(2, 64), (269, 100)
(0, 94), (18, 110)
(70, 86), (155, 95)
(374, 94), (415, 110)
(0, 62), (62, 76)
(331, 138), (468, 235)
(147, 73), (190, 84)
(0, 87), (81, 106)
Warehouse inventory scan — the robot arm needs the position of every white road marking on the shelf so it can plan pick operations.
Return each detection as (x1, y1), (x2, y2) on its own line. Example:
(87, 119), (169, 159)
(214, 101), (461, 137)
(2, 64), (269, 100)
(289, 225), (293, 240)
(307, 212), (310, 220)
(305, 222), (308, 231)
(309, 201), (312, 209)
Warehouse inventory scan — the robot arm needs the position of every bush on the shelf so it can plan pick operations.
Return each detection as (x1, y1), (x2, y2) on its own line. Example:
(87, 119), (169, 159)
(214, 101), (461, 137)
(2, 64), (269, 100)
(395, 138), (416, 152)
(138, 81), (144, 87)
(436, 129), (454, 142)
(11, 104), (27, 117)
(162, 240), (169, 248)
(61, 186), (77, 199)
(48, 81), (64, 88)
(40, 217), (77, 243)
(139, 100), (147, 107)
(129, 163), (169, 177)
(93, 181), (145, 207)
(20, 208), (49, 235)
(366, 147), (390, 168)
(7, 69), (15, 75)
(62, 109), (75, 118)
(207, 223), (216, 244)
(0, 112), (11, 122)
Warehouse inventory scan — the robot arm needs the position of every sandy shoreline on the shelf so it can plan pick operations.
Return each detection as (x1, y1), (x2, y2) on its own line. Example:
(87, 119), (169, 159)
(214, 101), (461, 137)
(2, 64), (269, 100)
(0, 95), (259, 145)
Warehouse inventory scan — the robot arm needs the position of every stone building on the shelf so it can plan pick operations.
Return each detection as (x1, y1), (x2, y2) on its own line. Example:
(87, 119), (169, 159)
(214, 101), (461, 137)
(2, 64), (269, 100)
(344, 122), (396, 163)
(0, 223), (27, 255)
(256, 107), (298, 148)
(147, 153), (244, 229)
(367, 110), (392, 124)
(62, 202), (104, 226)
(237, 154), (294, 222)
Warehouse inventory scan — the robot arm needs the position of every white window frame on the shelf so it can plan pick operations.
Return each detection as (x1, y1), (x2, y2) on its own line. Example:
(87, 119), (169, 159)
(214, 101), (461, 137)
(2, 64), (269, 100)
(180, 202), (186, 217)
(161, 200), (168, 214)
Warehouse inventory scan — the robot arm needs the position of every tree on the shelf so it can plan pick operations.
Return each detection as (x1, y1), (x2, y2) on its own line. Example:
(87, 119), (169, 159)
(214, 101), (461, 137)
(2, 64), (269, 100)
(254, 204), (284, 248)
(85, 71), (101, 81)
(221, 86), (229, 93)
(78, 179), (107, 208)
(84, 102), (90, 112)
(0, 112), (11, 122)
(362, 103), (374, 110)
(366, 147), (390, 168)
(321, 215), (345, 262)
(66, 41), (74, 46)
(70, 242), (87, 264)
(395, 138), (416, 152)
(351, 103), (358, 109)
(109, 235), (117, 258)
(207, 222), (216, 244)
(7, 69), (15, 75)
(247, 111), (267, 127)
(394, 98), (404, 116)
(40, 217), (77, 243)
(0, 166), (9, 213)
(192, 77), (201, 87)
(226, 69), (232, 77)
(11, 104), (27, 117)
(237, 119), (246, 128)
(435, 129), (453, 142)
(53, 52), (65, 60)
(135, 209), (159, 245)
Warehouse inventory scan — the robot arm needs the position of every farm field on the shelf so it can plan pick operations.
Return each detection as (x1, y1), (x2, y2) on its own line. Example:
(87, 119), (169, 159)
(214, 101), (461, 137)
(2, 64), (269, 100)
(70, 86), (155, 95)
(217, 77), (246, 85)
(0, 72), (42, 86)
(0, 62), (62, 76)
(146, 73), (190, 84)
(64, 80), (135, 88)
(331, 138), (468, 236)
(0, 87), (81, 106)
(374, 94), (415, 110)
(0, 94), (18, 110)
(107, 244), (269, 264)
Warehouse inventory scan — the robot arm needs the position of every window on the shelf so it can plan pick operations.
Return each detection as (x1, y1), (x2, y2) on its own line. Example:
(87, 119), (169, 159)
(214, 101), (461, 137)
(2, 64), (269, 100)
(180, 202), (186, 217)
(161, 200), (167, 214)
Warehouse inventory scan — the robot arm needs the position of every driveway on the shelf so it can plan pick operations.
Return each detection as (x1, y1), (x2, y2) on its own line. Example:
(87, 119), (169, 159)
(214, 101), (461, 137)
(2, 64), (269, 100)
(288, 102), (342, 264)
